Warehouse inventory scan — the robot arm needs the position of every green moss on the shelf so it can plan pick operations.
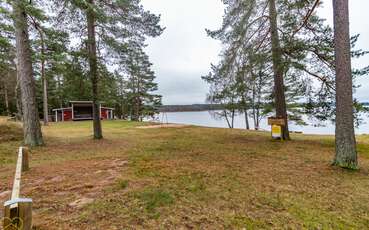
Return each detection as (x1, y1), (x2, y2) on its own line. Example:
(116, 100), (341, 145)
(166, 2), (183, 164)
(225, 215), (267, 229)
(257, 193), (286, 210)
(135, 188), (174, 213)
(182, 175), (206, 193)
(288, 202), (355, 229)
(117, 179), (129, 190)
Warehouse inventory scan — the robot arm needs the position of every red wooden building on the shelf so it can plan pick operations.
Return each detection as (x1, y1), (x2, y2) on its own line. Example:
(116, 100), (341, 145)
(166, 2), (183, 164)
(53, 101), (114, 122)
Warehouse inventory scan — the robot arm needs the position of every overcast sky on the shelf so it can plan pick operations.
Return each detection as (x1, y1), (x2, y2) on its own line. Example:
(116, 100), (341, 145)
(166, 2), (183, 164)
(141, 0), (369, 105)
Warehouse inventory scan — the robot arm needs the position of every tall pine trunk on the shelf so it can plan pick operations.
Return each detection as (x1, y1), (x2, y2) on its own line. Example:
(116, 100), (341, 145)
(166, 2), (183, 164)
(13, 0), (43, 146)
(4, 74), (9, 115)
(87, 0), (103, 139)
(268, 0), (290, 140)
(224, 111), (232, 129)
(332, 0), (357, 169)
(56, 75), (63, 108)
(244, 108), (250, 130)
(252, 83), (257, 130)
(231, 109), (235, 129)
(4, 88), (9, 115)
(255, 73), (262, 130)
(15, 70), (22, 121)
(42, 53), (48, 126)
(134, 78), (141, 121)
(134, 96), (140, 121)
(34, 23), (48, 125)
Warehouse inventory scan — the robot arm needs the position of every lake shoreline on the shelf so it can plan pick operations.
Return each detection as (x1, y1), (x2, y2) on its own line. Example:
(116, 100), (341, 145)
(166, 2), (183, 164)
(153, 111), (369, 135)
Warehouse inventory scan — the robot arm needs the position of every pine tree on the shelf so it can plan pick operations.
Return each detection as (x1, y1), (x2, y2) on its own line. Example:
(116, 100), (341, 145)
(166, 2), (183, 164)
(269, 0), (289, 139)
(12, 0), (43, 146)
(29, 9), (49, 125)
(50, 0), (163, 138)
(85, 0), (103, 139)
(0, 2), (16, 116)
(206, 0), (368, 136)
(35, 28), (70, 117)
(119, 45), (161, 121)
(2, 0), (164, 126)
(332, 0), (357, 169)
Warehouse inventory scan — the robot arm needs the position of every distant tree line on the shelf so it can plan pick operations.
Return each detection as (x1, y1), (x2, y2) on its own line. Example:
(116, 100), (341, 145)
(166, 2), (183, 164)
(159, 104), (225, 113)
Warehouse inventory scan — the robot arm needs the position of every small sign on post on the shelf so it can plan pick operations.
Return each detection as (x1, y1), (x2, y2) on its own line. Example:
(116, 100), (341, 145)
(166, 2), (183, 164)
(271, 125), (282, 139)
(268, 117), (285, 140)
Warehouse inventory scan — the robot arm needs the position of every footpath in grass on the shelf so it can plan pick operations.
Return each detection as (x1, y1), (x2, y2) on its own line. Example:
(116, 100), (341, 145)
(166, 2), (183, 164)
(1, 118), (369, 229)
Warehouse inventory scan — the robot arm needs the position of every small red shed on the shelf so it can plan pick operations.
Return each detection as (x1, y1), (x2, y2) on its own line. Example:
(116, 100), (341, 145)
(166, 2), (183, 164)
(53, 101), (114, 122)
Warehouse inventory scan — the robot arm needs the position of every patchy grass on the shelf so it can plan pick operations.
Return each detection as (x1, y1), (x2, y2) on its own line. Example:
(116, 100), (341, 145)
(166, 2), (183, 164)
(0, 117), (22, 142)
(135, 188), (174, 216)
(117, 179), (129, 190)
(1, 117), (369, 229)
(0, 117), (22, 167)
(0, 122), (22, 143)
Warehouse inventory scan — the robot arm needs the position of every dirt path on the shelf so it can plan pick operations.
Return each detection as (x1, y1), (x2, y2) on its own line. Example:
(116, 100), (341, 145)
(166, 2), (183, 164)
(0, 152), (129, 228)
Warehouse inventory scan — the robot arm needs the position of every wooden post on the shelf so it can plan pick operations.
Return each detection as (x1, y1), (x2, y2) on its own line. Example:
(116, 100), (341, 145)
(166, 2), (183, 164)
(11, 148), (23, 201)
(4, 198), (33, 230)
(2, 146), (32, 230)
(72, 103), (75, 120)
(21, 147), (29, 172)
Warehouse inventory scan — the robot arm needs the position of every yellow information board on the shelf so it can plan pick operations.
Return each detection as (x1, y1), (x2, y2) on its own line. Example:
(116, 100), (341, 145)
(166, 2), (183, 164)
(272, 125), (282, 139)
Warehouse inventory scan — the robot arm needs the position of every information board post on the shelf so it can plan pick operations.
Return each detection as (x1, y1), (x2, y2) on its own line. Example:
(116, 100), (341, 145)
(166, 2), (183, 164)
(268, 117), (286, 140)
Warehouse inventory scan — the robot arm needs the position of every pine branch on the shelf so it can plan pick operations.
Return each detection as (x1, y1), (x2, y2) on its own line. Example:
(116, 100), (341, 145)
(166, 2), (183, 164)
(291, 0), (320, 38)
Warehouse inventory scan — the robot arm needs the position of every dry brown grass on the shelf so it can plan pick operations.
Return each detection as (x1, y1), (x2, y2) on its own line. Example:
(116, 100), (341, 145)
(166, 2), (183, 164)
(136, 124), (188, 129)
(0, 117), (22, 144)
(1, 118), (369, 229)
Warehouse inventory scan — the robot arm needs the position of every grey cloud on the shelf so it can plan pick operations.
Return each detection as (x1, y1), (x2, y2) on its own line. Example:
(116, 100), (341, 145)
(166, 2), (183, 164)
(142, 0), (369, 104)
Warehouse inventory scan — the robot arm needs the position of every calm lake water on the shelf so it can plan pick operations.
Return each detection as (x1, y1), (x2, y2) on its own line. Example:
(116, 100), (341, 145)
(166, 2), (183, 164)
(149, 111), (369, 135)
